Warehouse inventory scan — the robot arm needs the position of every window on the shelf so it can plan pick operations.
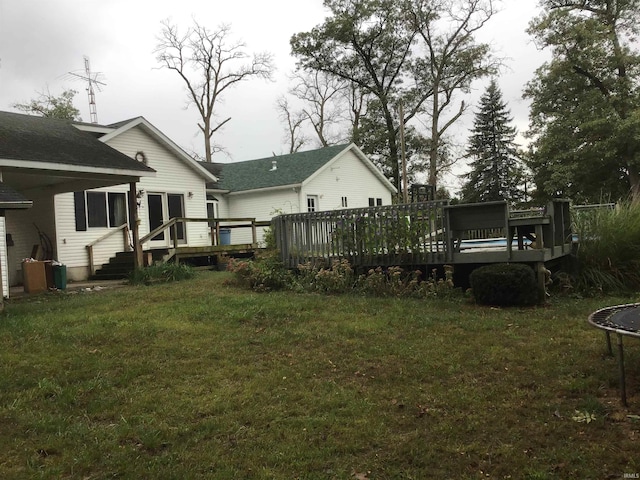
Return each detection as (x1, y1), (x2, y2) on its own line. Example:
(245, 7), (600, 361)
(341, 196), (348, 208)
(74, 191), (128, 231)
(87, 192), (107, 227)
(307, 195), (318, 212)
(368, 197), (383, 207)
(108, 193), (127, 227)
(206, 194), (219, 221)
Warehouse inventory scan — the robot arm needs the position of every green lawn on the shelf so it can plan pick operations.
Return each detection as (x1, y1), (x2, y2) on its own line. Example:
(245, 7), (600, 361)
(1, 272), (639, 479)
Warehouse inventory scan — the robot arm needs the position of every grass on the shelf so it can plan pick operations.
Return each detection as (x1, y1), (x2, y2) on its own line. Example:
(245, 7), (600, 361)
(572, 202), (640, 293)
(1, 272), (639, 479)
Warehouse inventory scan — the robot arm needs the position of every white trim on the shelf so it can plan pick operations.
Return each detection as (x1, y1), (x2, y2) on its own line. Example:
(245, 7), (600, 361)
(225, 183), (303, 196)
(0, 158), (155, 178)
(97, 117), (219, 183)
(72, 124), (115, 135)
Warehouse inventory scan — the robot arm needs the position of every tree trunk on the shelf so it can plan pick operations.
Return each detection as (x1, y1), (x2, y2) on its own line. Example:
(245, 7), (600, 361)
(429, 88), (439, 190)
(381, 101), (400, 191)
(203, 123), (212, 163)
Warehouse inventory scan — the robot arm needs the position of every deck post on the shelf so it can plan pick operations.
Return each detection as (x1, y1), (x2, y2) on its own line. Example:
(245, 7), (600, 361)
(129, 182), (143, 270)
(252, 220), (257, 245)
(535, 262), (547, 303)
(87, 245), (95, 276)
(171, 219), (178, 249)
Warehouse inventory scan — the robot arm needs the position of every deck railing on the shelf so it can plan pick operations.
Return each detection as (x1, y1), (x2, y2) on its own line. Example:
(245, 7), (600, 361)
(272, 200), (450, 268)
(273, 199), (575, 268)
(139, 217), (271, 249)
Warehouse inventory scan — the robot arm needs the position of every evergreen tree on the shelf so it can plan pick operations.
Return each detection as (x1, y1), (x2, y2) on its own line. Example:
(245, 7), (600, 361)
(460, 80), (525, 204)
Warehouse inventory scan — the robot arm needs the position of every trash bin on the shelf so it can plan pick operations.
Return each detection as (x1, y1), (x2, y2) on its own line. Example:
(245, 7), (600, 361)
(219, 228), (231, 245)
(52, 264), (67, 290)
(22, 260), (47, 294)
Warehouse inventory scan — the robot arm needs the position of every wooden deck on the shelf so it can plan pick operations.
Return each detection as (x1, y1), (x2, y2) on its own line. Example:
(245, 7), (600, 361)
(143, 217), (270, 264)
(88, 217), (269, 276)
(272, 199), (573, 272)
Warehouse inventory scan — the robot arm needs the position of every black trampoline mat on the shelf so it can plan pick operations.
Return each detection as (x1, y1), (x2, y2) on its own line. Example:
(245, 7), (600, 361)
(608, 308), (640, 332)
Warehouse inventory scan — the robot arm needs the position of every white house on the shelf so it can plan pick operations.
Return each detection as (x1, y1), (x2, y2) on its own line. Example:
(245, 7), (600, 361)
(0, 111), (156, 290)
(201, 143), (398, 244)
(1, 111), (396, 290)
(57, 117), (218, 281)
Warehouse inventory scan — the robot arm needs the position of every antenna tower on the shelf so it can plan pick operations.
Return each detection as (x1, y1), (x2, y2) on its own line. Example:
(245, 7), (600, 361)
(68, 56), (106, 123)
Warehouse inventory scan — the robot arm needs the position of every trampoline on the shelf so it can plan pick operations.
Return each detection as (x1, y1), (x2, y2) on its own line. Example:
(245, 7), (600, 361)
(588, 303), (640, 406)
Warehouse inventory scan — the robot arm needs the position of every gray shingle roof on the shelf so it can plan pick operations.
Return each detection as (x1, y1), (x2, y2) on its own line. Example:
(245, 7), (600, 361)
(200, 144), (350, 192)
(0, 111), (154, 173)
(0, 181), (31, 208)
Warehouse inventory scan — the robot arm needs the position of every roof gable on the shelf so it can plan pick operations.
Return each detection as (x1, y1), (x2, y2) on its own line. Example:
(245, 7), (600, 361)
(201, 143), (397, 194)
(98, 117), (218, 183)
(205, 144), (350, 192)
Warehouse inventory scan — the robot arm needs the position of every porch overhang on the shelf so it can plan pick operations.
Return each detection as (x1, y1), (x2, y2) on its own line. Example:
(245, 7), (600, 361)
(0, 160), (155, 195)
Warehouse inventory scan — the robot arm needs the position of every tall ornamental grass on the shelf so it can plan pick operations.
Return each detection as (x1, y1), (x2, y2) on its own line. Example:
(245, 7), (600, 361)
(573, 201), (640, 294)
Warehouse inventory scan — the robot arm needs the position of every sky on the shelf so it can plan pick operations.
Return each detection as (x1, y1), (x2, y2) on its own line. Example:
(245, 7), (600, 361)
(0, 0), (548, 189)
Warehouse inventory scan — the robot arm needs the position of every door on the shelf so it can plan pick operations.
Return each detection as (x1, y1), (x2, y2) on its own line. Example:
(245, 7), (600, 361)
(147, 193), (186, 247)
(167, 194), (186, 245)
(147, 193), (166, 245)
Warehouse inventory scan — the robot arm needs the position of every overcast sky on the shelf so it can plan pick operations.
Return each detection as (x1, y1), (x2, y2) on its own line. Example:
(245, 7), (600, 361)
(0, 0), (547, 188)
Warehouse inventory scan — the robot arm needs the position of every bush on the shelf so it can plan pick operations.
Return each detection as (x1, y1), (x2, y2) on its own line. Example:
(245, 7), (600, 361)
(355, 265), (456, 298)
(228, 253), (459, 299)
(470, 263), (540, 306)
(226, 254), (293, 292)
(298, 259), (356, 294)
(128, 263), (195, 285)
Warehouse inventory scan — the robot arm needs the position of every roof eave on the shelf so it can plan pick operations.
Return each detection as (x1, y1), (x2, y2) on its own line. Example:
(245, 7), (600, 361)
(0, 200), (33, 209)
(226, 183), (302, 196)
(0, 158), (156, 178)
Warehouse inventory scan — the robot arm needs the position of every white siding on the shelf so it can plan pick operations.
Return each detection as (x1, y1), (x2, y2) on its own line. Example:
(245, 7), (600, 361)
(222, 149), (393, 244)
(302, 149), (393, 210)
(226, 189), (300, 244)
(54, 126), (210, 280)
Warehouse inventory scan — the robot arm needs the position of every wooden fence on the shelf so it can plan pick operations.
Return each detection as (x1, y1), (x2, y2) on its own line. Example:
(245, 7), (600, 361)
(272, 201), (450, 268)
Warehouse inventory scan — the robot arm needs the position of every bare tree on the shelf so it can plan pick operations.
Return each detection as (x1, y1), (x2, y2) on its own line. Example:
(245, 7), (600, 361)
(156, 19), (274, 162)
(276, 96), (308, 154)
(289, 70), (349, 147)
(409, 0), (498, 188)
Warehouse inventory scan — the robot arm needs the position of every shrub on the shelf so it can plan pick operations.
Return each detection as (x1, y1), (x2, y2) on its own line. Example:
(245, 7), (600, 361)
(226, 254), (293, 292)
(128, 263), (195, 285)
(229, 254), (458, 299)
(297, 259), (355, 294)
(470, 263), (540, 306)
(353, 264), (456, 298)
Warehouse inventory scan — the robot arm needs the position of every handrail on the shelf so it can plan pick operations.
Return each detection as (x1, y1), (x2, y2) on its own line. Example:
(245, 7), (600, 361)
(139, 218), (178, 245)
(139, 217), (267, 249)
(86, 223), (130, 276)
(86, 223), (130, 248)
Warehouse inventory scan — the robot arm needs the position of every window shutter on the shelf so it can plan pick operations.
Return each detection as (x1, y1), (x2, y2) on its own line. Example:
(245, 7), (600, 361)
(74, 191), (87, 231)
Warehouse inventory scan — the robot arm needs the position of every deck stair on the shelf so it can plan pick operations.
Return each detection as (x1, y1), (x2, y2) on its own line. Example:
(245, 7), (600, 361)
(91, 251), (135, 280)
